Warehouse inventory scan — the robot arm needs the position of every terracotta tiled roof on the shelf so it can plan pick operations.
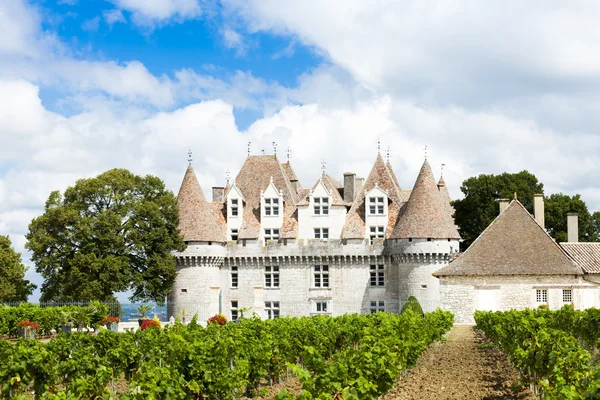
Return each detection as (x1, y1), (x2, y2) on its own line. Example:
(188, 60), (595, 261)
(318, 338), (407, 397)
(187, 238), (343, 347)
(437, 176), (456, 218)
(435, 200), (582, 276)
(297, 173), (348, 206)
(386, 160), (404, 198)
(342, 153), (406, 239)
(391, 160), (460, 239)
(177, 164), (227, 242)
(281, 162), (298, 183)
(561, 243), (600, 274)
(235, 155), (299, 239)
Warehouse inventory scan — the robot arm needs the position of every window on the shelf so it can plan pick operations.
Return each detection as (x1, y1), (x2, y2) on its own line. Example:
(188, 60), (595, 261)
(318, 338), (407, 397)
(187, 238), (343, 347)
(369, 197), (385, 215)
(231, 301), (239, 321)
(231, 199), (239, 217)
(265, 198), (279, 216)
(314, 228), (329, 239)
(264, 229), (280, 243)
(231, 229), (239, 241)
(316, 301), (328, 313)
(181, 288), (187, 293)
(370, 265), (385, 287)
(265, 301), (280, 319)
(536, 289), (548, 304)
(231, 266), (238, 288)
(314, 265), (329, 288)
(369, 226), (385, 244)
(313, 197), (329, 215)
(265, 266), (280, 288)
(370, 301), (385, 314)
(563, 289), (572, 303)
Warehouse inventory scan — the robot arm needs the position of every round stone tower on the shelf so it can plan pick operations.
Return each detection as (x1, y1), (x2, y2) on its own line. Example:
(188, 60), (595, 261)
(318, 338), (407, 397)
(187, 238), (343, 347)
(389, 160), (461, 312)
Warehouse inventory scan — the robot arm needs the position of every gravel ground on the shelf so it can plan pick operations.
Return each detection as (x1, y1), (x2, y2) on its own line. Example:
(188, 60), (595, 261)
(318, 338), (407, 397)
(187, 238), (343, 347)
(384, 326), (536, 400)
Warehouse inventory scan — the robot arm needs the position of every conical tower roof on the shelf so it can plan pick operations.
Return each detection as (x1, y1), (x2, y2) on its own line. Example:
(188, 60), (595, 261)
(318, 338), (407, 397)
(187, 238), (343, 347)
(391, 159), (460, 239)
(177, 164), (226, 242)
(437, 176), (453, 214)
(342, 153), (405, 239)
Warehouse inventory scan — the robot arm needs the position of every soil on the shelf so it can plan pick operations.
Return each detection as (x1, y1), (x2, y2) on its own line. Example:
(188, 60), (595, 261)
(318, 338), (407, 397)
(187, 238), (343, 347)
(384, 326), (536, 400)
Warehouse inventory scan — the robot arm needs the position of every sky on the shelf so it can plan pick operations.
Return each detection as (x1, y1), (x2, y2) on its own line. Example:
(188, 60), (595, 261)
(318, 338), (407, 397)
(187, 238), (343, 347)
(2, 0), (600, 302)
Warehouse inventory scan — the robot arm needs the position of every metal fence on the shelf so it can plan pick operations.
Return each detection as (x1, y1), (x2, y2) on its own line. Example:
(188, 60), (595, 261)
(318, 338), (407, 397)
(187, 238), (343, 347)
(0, 301), (168, 322)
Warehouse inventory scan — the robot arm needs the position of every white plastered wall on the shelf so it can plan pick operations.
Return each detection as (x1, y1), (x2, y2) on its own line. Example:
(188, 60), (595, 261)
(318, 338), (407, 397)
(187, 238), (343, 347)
(297, 181), (347, 240)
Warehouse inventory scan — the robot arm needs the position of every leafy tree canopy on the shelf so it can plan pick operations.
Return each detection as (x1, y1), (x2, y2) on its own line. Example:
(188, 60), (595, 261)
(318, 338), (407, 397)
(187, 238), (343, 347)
(452, 170), (543, 248)
(26, 169), (186, 304)
(545, 193), (599, 242)
(0, 235), (36, 302)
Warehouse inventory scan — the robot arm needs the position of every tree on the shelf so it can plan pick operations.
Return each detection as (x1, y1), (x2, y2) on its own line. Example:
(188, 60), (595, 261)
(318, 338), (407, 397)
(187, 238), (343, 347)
(545, 193), (599, 242)
(26, 169), (186, 304)
(453, 170), (544, 249)
(0, 235), (36, 302)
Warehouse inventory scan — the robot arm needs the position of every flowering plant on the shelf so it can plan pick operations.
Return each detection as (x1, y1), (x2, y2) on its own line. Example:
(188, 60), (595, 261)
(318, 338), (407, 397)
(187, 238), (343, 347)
(17, 320), (39, 330)
(140, 319), (161, 330)
(101, 316), (120, 325)
(207, 314), (227, 326)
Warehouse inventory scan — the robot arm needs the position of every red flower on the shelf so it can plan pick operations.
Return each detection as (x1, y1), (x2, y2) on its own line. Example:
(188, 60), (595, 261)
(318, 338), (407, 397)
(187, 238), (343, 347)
(17, 320), (39, 330)
(207, 314), (227, 326)
(140, 320), (161, 330)
(101, 316), (120, 325)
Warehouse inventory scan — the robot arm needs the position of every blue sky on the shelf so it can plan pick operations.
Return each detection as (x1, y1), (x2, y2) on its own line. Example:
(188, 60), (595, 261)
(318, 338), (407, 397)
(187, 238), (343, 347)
(2, 1), (600, 302)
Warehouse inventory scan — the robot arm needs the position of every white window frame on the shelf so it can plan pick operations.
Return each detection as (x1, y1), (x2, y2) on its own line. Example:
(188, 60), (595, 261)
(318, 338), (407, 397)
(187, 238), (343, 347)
(313, 265), (329, 288)
(315, 301), (329, 314)
(231, 228), (239, 241)
(314, 228), (329, 240)
(536, 289), (548, 304)
(370, 264), (385, 287)
(264, 198), (280, 216)
(231, 301), (239, 321)
(368, 197), (385, 215)
(265, 266), (280, 288)
(562, 289), (573, 304)
(264, 229), (280, 244)
(313, 197), (329, 215)
(231, 266), (238, 288)
(265, 301), (280, 319)
(369, 226), (385, 245)
(230, 199), (239, 217)
(370, 300), (385, 314)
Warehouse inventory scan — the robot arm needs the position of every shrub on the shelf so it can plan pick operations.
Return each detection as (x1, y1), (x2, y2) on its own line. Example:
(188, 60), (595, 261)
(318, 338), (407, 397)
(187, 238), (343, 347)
(100, 316), (120, 325)
(17, 320), (39, 330)
(401, 296), (424, 316)
(140, 319), (161, 330)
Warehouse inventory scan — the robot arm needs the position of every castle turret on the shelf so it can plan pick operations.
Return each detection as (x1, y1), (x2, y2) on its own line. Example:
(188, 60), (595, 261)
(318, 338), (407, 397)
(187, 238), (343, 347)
(437, 175), (454, 217)
(168, 163), (226, 322)
(390, 159), (461, 311)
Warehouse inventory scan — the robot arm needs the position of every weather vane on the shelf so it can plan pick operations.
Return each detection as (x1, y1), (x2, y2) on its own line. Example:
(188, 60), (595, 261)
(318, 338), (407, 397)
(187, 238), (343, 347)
(377, 138), (381, 153)
(272, 141), (278, 155)
(386, 146), (391, 162)
(286, 146), (291, 161)
(187, 149), (193, 163)
(247, 141), (251, 157)
(225, 169), (231, 186)
(441, 163), (445, 177)
(423, 145), (429, 160)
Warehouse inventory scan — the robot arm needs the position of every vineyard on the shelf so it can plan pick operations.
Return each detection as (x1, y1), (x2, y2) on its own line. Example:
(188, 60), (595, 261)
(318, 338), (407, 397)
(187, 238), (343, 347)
(0, 309), (453, 399)
(475, 306), (600, 399)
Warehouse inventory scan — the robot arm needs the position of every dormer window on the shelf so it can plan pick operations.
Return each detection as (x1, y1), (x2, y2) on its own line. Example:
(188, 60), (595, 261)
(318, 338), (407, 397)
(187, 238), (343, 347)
(264, 228), (280, 243)
(369, 197), (385, 215)
(314, 197), (329, 215)
(231, 199), (239, 217)
(369, 226), (385, 244)
(314, 228), (329, 239)
(265, 198), (279, 216)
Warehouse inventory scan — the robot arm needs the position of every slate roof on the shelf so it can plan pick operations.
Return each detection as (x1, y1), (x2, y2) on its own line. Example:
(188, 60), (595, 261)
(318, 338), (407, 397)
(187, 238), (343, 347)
(435, 200), (582, 276)
(561, 243), (600, 274)
(342, 153), (405, 239)
(234, 155), (299, 239)
(391, 160), (461, 239)
(177, 164), (227, 242)
(297, 173), (348, 206)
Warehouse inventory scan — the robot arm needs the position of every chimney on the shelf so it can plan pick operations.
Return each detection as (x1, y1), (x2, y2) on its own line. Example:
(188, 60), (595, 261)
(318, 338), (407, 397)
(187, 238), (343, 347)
(355, 177), (365, 196)
(212, 187), (225, 203)
(343, 172), (356, 203)
(567, 212), (579, 242)
(499, 199), (509, 214)
(533, 194), (545, 229)
(290, 179), (299, 192)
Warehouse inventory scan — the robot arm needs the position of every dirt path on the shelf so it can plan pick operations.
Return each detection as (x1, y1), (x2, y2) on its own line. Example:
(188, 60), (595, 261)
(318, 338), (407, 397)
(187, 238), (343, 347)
(384, 326), (536, 400)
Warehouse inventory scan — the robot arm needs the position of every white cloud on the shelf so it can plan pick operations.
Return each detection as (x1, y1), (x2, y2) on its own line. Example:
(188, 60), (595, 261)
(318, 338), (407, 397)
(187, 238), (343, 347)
(109, 0), (202, 25)
(81, 16), (101, 32)
(222, 27), (247, 56)
(103, 9), (126, 26)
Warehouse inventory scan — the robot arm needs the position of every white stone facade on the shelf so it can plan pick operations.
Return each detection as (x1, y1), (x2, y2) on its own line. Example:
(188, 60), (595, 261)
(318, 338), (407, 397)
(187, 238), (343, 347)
(439, 275), (599, 324)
